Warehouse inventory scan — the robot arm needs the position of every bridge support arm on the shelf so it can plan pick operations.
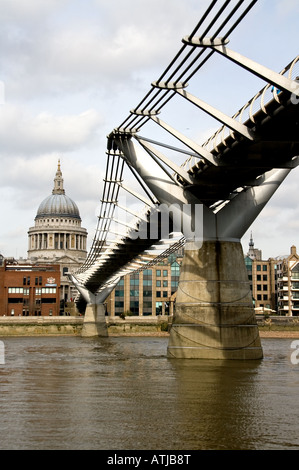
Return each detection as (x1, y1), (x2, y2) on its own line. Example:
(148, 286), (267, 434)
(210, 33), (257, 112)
(176, 88), (255, 140)
(182, 36), (299, 95)
(217, 167), (293, 240)
(114, 135), (204, 246)
(212, 45), (299, 95)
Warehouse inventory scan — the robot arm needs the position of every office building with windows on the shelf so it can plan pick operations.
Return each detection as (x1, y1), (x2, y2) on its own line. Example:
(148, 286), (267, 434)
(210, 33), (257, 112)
(277, 245), (299, 316)
(244, 234), (278, 313)
(106, 251), (183, 316)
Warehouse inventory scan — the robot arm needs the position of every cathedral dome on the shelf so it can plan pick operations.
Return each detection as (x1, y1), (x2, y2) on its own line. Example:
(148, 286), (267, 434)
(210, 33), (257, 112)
(36, 194), (81, 219)
(35, 160), (81, 220)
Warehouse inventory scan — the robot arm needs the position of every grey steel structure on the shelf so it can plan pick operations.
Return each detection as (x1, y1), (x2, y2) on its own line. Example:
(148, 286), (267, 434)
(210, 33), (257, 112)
(70, 0), (299, 359)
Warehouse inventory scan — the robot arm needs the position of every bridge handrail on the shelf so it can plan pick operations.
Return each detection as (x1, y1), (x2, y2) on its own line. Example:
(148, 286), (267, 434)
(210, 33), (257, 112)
(182, 55), (299, 172)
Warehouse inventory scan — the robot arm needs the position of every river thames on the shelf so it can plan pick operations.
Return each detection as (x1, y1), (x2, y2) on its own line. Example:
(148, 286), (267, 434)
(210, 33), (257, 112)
(0, 335), (298, 450)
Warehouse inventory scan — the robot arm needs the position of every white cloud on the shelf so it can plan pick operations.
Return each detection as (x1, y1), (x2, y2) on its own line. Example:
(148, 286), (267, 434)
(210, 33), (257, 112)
(0, 0), (69, 22)
(0, 105), (102, 154)
(0, 0), (299, 260)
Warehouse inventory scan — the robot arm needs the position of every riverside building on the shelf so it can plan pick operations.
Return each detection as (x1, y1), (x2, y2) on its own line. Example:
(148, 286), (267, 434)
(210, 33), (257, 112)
(276, 245), (299, 316)
(106, 251), (183, 316)
(244, 233), (278, 313)
(0, 260), (60, 316)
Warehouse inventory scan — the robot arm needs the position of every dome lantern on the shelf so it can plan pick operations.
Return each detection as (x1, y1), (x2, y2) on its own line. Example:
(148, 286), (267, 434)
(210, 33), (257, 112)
(35, 161), (81, 221)
(53, 159), (65, 195)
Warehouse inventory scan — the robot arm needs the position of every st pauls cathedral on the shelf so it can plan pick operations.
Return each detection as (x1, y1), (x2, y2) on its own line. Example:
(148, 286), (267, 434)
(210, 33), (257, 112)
(26, 160), (88, 305)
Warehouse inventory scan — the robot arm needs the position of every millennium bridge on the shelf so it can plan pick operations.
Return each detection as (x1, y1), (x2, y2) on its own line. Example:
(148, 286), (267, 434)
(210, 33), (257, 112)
(69, 0), (299, 359)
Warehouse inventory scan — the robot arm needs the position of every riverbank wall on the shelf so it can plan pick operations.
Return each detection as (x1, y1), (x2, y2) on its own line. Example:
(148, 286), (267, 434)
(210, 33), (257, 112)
(0, 315), (299, 337)
(0, 315), (171, 336)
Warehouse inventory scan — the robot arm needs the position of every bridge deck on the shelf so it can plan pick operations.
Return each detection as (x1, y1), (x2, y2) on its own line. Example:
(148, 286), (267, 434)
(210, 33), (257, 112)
(187, 92), (299, 206)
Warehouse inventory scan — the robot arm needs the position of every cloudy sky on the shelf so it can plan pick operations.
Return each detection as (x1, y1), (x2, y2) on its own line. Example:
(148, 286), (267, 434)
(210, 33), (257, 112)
(0, 0), (299, 261)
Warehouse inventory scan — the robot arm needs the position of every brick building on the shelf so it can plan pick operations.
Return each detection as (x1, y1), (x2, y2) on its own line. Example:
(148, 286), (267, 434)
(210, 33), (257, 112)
(0, 260), (61, 316)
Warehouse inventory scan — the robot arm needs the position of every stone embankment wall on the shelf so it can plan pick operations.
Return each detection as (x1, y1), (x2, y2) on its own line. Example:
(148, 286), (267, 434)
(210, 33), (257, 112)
(256, 315), (299, 332)
(107, 315), (171, 336)
(0, 315), (298, 337)
(0, 316), (84, 336)
(0, 315), (171, 336)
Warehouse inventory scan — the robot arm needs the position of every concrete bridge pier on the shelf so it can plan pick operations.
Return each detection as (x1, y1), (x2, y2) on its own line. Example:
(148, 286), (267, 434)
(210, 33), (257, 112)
(167, 167), (294, 360)
(81, 303), (107, 337)
(68, 275), (119, 337)
(168, 239), (262, 359)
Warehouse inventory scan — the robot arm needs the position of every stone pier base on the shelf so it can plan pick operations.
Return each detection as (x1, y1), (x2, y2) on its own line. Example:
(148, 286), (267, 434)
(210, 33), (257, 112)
(81, 303), (108, 337)
(167, 241), (263, 359)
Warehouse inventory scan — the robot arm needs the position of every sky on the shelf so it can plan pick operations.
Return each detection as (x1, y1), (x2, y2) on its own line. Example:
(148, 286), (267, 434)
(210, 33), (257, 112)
(0, 0), (299, 261)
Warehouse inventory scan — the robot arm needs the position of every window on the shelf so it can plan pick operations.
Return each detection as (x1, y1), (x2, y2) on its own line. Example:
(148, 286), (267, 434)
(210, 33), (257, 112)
(257, 295), (262, 300)
(263, 295), (268, 300)
(163, 291), (168, 298)
(244, 256), (253, 271)
(156, 270), (161, 277)
(163, 280), (168, 287)
(257, 265), (261, 271)
(143, 301), (152, 315)
(42, 287), (56, 294)
(8, 287), (23, 294)
(263, 275), (268, 281)
(257, 285), (261, 291)
(23, 288), (29, 296)
(156, 302), (163, 315)
(130, 301), (139, 315)
(41, 298), (56, 303)
(156, 280), (161, 287)
(156, 291), (161, 298)
(263, 265), (267, 272)
(163, 270), (168, 277)
(130, 289), (139, 297)
(171, 261), (180, 275)
(115, 290), (124, 297)
(257, 275), (261, 281)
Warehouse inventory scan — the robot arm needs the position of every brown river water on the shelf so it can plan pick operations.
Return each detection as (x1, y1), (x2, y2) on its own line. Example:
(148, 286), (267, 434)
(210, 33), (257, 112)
(0, 335), (298, 450)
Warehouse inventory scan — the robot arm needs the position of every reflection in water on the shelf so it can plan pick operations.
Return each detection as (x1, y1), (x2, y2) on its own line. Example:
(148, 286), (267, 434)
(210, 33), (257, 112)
(0, 336), (298, 450)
